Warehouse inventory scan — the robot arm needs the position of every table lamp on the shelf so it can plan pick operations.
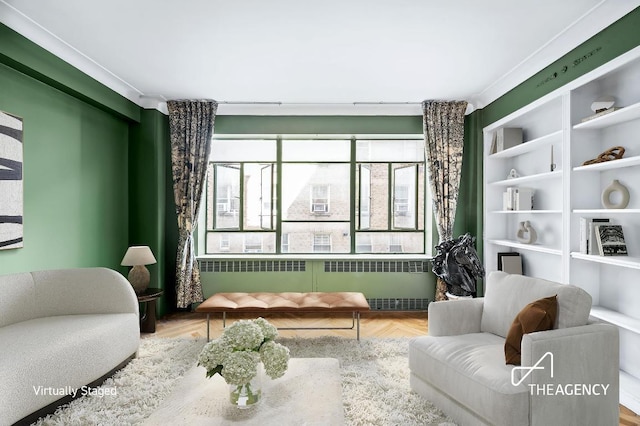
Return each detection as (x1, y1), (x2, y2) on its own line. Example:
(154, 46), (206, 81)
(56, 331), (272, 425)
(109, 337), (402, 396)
(121, 246), (157, 294)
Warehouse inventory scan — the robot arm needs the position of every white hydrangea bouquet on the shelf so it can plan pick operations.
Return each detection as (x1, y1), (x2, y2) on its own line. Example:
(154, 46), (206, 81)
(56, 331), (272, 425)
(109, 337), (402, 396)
(198, 317), (290, 407)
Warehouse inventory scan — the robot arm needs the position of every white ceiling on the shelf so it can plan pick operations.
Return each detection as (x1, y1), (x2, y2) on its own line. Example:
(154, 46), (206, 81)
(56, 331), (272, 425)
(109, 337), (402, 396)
(1, 0), (639, 115)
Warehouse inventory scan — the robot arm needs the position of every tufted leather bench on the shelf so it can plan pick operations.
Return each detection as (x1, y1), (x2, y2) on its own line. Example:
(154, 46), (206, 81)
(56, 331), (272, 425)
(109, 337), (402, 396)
(196, 292), (371, 340)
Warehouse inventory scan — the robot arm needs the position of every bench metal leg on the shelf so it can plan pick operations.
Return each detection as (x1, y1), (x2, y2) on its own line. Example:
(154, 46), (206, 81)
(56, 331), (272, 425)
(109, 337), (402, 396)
(205, 310), (363, 341)
(206, 314), (210, 342)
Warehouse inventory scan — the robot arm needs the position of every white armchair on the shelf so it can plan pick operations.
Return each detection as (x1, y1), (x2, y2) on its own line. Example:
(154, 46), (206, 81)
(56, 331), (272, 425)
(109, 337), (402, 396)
(409, 271), (619, 426)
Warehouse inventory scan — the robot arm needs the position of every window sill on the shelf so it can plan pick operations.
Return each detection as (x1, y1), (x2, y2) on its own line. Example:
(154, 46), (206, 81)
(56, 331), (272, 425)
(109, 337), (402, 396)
(197, 253), (433, 261)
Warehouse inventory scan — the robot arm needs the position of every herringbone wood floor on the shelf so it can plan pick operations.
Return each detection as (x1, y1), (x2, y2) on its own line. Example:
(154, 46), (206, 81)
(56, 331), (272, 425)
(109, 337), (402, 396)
(145, 311), (639, 425)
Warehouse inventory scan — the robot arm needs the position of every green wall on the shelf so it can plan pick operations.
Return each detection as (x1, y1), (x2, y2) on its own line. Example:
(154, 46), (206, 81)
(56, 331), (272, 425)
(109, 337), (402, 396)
(129, 109), (172, 316)
(215, 115), (423, 134)
(0, 61), (130, 273)
(201, 260), (433, 300)
(0, 24), (176, 317)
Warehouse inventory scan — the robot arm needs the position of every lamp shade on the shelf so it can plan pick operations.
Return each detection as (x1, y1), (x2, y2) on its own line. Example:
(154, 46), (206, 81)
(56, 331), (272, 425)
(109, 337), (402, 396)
(121, 246), (157, 266)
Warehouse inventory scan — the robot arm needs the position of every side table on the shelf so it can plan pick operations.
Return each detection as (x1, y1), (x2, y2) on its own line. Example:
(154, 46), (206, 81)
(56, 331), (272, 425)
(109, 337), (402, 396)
(137, 288), (163, 333)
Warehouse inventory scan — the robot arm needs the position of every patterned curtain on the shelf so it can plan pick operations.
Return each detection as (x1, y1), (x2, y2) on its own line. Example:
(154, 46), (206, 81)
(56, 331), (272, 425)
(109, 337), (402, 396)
(423, 100), (468, 301)
(167, 100), (217, 308)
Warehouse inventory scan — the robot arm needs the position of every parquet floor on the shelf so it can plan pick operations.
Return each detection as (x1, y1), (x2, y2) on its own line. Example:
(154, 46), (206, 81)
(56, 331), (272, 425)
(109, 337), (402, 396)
(146, 311), (639, 426)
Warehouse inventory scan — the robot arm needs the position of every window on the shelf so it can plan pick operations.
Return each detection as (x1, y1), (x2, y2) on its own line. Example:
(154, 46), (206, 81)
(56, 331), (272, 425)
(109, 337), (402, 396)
(311, 185), (330, 214)
(243, 234), (263, 253)
(204, 137), (428, 254)
(313, 234), (332, 252)
(220, 234), (230, 251)
(389, 234), (403, 253)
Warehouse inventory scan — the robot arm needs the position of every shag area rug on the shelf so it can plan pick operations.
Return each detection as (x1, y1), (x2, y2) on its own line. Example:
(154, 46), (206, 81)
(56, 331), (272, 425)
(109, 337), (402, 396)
(33, 337), (455, 426)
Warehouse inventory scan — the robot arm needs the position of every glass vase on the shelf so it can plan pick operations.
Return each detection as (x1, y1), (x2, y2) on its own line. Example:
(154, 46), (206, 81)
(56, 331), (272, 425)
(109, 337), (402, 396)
(229, 366), (262, 408)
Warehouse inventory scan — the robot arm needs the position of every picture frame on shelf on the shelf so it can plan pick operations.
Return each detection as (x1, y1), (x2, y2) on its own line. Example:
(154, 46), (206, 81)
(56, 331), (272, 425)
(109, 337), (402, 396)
(497, 252), (522, 275)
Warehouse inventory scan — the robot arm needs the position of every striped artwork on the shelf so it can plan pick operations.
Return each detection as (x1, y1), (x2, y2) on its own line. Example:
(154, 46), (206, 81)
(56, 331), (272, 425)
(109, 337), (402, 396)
(0, 110), (23, 250)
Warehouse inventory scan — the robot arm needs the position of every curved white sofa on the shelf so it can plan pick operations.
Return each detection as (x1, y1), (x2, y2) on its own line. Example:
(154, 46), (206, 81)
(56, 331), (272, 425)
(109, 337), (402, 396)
(0, 267), (140, 425)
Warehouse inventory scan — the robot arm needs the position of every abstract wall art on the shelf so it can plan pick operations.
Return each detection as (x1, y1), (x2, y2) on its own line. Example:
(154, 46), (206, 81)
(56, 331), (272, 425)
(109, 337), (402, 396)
(0, 110), (23, 250)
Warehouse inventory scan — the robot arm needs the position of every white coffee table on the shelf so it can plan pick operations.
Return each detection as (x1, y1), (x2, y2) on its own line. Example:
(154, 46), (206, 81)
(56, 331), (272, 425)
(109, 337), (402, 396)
(144, 358), (344, 425)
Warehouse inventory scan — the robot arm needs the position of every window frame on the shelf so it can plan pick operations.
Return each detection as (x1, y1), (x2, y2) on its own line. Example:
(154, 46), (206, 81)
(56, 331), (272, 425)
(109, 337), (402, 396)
(202, 135), (430, 256)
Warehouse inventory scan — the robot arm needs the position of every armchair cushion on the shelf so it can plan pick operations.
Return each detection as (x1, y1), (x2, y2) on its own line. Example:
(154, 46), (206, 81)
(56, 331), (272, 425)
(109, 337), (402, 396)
(480, 272), (591, 338)
(409, 332), (529, 425)
(504, 295), (557, 365)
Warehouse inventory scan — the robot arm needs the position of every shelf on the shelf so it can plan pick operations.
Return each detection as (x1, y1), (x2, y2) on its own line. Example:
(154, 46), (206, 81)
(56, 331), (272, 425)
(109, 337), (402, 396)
(573, 155), (640, 172)
(489, 170), (562, 186)
(488, 130), (562, 159)
(573, 101), (640, 130)
(488, 239), (562, 255)
(491, 210), (562, 214)
(571, 252), (640, 270)
(589, 306), (640, 334)
(573, 209), (640, 214)
(620, 371), (640, 415)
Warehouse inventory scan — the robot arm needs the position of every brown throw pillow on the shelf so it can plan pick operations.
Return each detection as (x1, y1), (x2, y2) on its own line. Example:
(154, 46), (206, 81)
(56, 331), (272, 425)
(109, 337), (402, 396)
(504, 295), (558, 365)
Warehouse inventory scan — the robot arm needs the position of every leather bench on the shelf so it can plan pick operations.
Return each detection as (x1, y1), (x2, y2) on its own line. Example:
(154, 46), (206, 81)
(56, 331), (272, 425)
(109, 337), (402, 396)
(196, 292), (371, 340)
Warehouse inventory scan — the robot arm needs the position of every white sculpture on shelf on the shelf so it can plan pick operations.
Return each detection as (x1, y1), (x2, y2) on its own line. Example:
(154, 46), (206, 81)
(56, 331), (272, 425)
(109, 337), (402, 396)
(516, 221), (537, 244)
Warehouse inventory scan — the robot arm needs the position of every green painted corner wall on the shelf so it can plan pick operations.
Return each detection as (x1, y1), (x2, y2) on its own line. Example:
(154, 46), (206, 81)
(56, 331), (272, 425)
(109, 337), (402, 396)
(482, 6), (640, 126)
(129, 109), (172, 317)
(0, 62), (130, 274)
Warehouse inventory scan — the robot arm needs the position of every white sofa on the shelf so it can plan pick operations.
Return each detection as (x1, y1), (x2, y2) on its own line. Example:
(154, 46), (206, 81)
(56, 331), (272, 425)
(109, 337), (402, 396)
(409, 271), (619, 426)
(0, 267), (140, 425)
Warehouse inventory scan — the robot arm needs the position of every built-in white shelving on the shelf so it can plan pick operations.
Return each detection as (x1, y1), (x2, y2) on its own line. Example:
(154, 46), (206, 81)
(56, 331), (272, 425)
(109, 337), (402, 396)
(483, 46), (640, 411)
(573, 101), (640, 130)
(573, 155), (640, 172)
(573, 209), (640, 214)
(620, 372), (640, 415)
(487, 239), (562, 255)
(491, 210), (562, 214)
(489, 170), (562, 186)
(590, 306), (640, 333)
(489, 130), (562, 159)
(571, 252), (640, 270)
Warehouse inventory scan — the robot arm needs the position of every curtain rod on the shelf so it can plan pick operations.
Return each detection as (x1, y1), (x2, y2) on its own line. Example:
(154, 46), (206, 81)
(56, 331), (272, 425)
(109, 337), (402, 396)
(218, 101), (423, 105)
(138, 96), (423, 106)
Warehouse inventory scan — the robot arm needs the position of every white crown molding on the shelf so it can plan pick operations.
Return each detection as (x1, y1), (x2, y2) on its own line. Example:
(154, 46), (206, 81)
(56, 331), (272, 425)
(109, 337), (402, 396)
(0, 0), (143, 106)
(471, 0), (640, 109)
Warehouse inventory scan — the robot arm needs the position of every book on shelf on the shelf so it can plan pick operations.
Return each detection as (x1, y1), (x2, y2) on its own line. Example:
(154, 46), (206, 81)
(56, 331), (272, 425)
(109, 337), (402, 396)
(586, 218), (610, 255)
(595, 224), (628, 256)
(580, 107), (622, 123)
(504, 187), (534, 211)
(490, 132), (497, 155)
(496, 128), (523, 151)
(580, 217), (610, 254)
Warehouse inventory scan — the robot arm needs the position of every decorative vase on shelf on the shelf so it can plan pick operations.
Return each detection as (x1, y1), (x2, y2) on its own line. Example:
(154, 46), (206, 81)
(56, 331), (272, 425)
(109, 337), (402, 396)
(229, 364), (263, 408)
(516, 221), (537, 244)
(601, 179), (630, 209)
